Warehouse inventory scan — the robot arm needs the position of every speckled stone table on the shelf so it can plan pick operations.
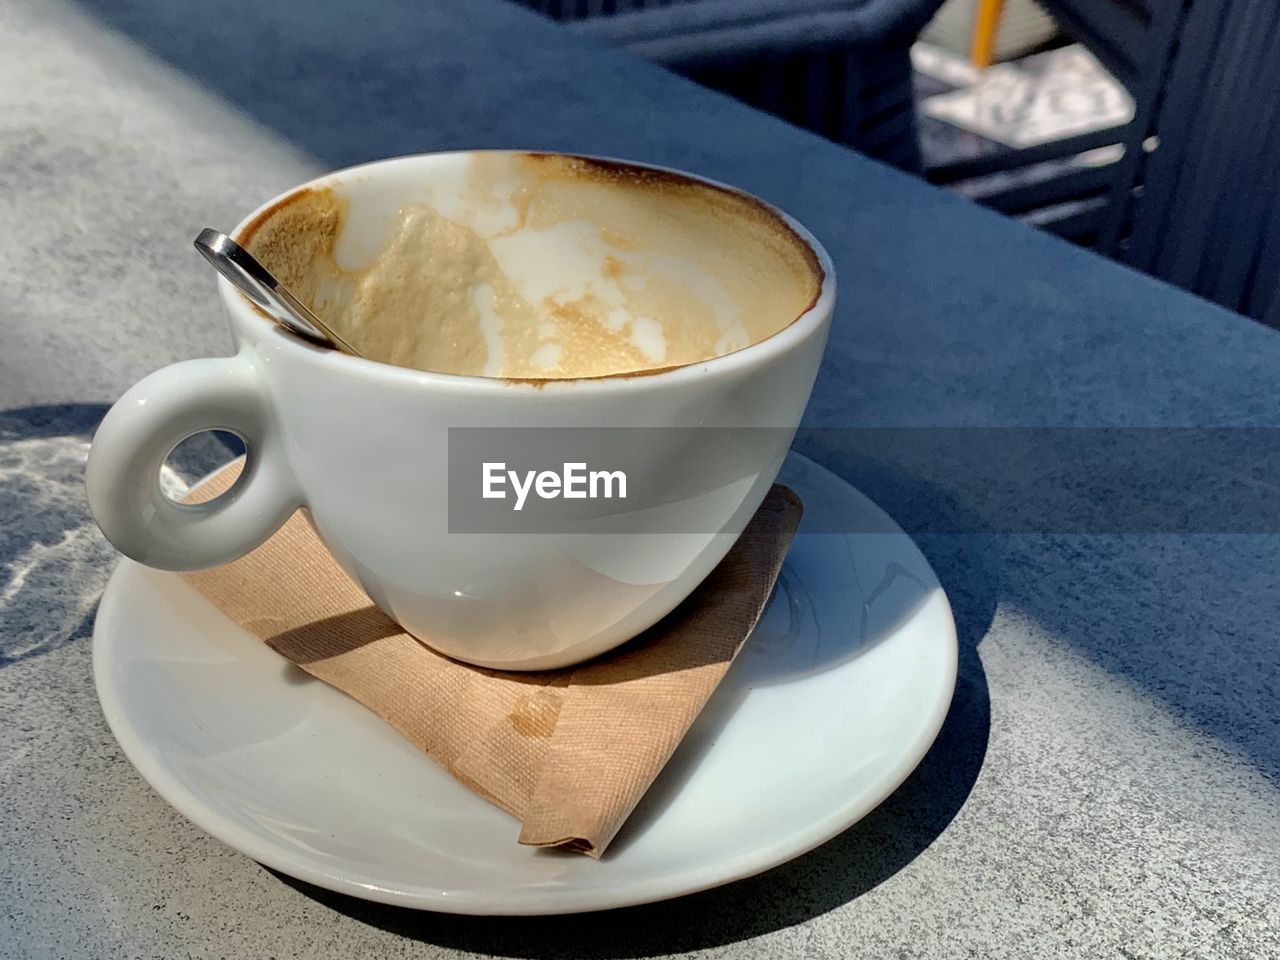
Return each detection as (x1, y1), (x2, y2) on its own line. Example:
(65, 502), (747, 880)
(2, 0), (1277, 957)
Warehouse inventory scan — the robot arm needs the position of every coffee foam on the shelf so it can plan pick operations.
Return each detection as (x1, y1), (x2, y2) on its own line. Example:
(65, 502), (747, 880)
(238, 153), (822, 379)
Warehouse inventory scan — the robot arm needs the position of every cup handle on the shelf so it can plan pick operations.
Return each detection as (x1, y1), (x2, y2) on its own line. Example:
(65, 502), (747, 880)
(86, 353), (302, 571)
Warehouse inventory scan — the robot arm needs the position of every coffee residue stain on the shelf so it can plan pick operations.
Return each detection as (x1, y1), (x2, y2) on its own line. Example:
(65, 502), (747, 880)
(500, 359), (688, 388)
(236, 185), (345, 252)
(234, 152), (825, 382)
(601, 255), (626, 282)
(508, 692), (559, 738)
(521, 151), (825, 308)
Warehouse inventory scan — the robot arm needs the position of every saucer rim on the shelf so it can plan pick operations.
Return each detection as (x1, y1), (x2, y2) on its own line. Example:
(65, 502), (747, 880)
(92, 454), (958, 915)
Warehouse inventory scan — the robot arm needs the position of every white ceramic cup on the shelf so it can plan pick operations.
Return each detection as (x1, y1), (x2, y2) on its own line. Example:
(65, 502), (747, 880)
(86, 152), (835, 670)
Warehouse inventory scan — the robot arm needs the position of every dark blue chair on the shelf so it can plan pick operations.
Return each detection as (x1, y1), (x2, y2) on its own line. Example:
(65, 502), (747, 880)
(512, 0), (947, 173)
(1119, 0), (1280, 326)
(929, 0), (1186, 248)
(935, 0), (1280, 325)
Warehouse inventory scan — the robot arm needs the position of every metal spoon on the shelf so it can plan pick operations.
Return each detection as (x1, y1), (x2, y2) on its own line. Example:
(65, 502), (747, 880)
(193, 228), (362, 357)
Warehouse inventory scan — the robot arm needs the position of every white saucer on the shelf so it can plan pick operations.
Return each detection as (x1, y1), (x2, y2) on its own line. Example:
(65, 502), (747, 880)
(93, 453), (957, 915)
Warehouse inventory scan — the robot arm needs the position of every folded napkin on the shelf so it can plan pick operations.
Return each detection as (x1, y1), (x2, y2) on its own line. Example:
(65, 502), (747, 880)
(181, 461), (801, 856)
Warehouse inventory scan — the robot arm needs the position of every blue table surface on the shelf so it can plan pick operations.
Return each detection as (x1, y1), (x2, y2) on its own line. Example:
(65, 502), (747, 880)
(1, 1), (1277, 958)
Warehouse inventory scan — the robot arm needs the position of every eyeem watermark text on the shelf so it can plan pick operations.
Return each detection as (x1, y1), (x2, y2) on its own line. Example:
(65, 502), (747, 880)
(482, 462), (627, 511)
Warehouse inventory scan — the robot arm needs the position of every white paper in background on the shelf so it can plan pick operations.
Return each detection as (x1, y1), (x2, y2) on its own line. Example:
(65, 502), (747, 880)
(911, 42), (981, 89)
(919, 0), (1059, 62)
(919, 45), (1135, 148)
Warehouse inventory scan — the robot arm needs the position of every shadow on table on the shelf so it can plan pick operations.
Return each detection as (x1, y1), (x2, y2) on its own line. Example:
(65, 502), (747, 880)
(61, 0), (674, 171)
(797, 426), (1280, 782)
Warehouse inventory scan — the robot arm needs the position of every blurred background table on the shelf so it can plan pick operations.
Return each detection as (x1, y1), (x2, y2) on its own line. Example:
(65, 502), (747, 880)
(1, 1), (1277, 957)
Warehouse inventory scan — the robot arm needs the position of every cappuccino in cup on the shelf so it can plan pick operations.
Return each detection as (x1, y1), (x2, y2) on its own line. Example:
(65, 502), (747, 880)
(239, 152), (821, 379)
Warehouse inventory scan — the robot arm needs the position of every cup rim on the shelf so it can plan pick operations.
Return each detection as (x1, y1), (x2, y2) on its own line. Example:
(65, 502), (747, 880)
(222, 150), (836, 393)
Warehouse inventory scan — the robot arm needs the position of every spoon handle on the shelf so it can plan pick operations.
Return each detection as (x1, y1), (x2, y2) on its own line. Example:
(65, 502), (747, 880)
(194, 228), (363, 357)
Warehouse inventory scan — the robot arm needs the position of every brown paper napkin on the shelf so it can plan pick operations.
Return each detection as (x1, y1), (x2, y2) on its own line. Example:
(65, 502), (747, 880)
(181, 460), (801, 857)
